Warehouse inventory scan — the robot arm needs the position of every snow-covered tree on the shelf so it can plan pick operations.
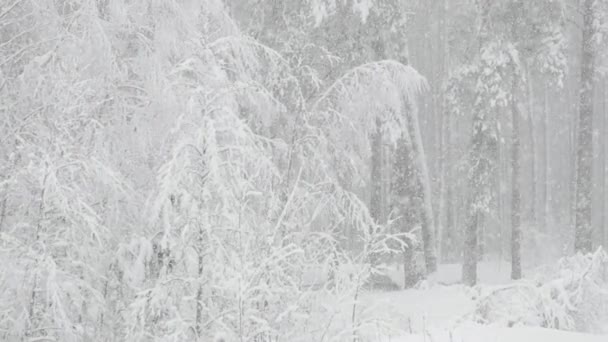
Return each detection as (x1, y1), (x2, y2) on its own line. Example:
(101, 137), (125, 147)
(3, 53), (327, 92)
(447, 0), (567, 285)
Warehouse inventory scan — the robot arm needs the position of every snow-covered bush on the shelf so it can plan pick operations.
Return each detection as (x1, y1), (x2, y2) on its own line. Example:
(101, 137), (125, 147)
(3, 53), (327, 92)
(470, 248), (608, 333)
(551, 248), (608, 332)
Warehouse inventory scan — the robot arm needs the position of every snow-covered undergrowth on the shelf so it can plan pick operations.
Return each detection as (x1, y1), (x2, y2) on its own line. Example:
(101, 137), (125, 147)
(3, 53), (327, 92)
(340, 252), (608, 341)
(394, 325), (608, 342)
(470, 248), (608, 333)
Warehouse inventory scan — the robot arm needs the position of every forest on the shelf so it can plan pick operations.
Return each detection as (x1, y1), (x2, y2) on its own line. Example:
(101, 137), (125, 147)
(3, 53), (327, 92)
(1, 0), (608, 341)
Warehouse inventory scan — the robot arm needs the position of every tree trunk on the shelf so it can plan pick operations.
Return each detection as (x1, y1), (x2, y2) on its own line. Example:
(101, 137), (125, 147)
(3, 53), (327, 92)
(444, 118), (455, 262)
(602, 78), (607, 248)
(509, 0), (523, 280)
(195, 227), (204, 337)
(392, 136), (419, 287)
(404, 102), (438, 274)
(0, 155), (17, 232)
(525, 66), (538, 229)
(543, 82), (550, 233)
(434, 0), (451, 264)
(370, 117), (384, 266)
(0, 180), (8, 232)
(462, 112), (494, 286)
(496, 120), (506, 263)
(463, 199), (479, 286)
(463, 0), (493, 287)
(511, 79), (522, 280)
(574, 0), (596, 254)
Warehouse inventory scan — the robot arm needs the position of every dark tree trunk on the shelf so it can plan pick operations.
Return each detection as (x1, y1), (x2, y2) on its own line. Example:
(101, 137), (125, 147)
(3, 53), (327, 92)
(462, 0), (493, 287)
(525, 67), (538, 229)
(370, 117), (385, 266)
(462, 112), (495, 286)
(195, 230), (204, 337)
(393, 137), (419, 287)
(602, 79), (607, 248)
(404, 104), (438, 274)
(509, 0), (523, 280)
(542, 83), (550, 232)
(511, 80), (522, 280)
(574, 0), (596, 254)
(463, 199), (479, 286)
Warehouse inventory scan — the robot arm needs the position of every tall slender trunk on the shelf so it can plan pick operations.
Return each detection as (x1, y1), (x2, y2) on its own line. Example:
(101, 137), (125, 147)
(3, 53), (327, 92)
(195, 226), (205, 337)
(404, 102), (438, 274)
(462, 106), (496, 286)
(511, 78), (522, 280)
(463, 188), (480, 286)
(574, 0), (596, 254)
(393, 137), (418, 286)
(437, 92), (446, 265)
(525, 66), (538, 229)
(462, 0), (492, 287)
(444, 118), (455, 262)
(543, 82), (551, 233)
(496, 121), (505, 263)
(0, 156), (17, 232)
(27, 171), (49, 339)
(370, 118), (384, 266)
(0, 180), (8, 231)
(570, 86), (578, 242)
(602, 78), (607, 248)
(437, 0), (450, 264)
(383, 142), (391, 232)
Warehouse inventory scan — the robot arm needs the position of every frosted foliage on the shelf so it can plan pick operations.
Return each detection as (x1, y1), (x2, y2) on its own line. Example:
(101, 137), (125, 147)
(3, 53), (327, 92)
(1, 0), (608, 341)
(0, 0), (422, 340)
(472, 249), (608, 333)
(309, 60), (427, 184)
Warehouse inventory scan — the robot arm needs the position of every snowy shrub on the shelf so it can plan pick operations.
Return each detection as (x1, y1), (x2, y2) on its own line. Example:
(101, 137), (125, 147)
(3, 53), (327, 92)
(470, 248), (608, 333)
(550, 248), (608, 332)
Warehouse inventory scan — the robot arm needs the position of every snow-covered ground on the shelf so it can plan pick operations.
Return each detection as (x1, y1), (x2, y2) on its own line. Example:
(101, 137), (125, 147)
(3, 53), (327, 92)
(359, 285), (472, 334)
(353, 259), (608, 342)
(384, 260), (514, 287)
(394, 325), (608, 342)
(359, 287), (607, 341)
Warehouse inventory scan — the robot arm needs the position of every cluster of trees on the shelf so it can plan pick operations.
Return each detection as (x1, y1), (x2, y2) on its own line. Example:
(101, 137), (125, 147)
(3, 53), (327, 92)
(438, 0), (607, 285)
(0, 0), (432, 340)
(0, 0), (607, 340)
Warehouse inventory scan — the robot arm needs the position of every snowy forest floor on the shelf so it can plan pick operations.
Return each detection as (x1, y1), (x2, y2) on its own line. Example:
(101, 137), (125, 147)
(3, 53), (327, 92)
(346, 260), (608, 342)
